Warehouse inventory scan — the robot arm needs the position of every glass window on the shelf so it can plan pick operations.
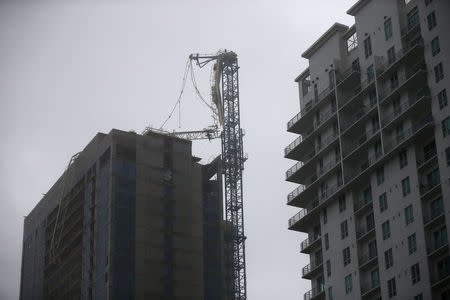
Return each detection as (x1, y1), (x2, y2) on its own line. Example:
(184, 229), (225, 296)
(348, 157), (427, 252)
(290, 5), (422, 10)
(388, 278), (397, 298)
(407, 7), (419, 31)
(390, 72), (399, 90)
(375, 141), (382, 158)
(385, 18), (392, 40)
(432, 36), (440, 56)
(435, 62), (444, 83)
(385, 248), (394, 269)
(328, 287), (333, 300)
(393, 97), (401, 116)
(434, 226), (448, 250)
(347, 32), (358, 53)
(437, 256), (450, 279)
(442, 117), (450, 137)
(427, 168), (440, 189)
(387, 46), (396, 64)
(446, 148), (450, 166)
(369, 90), (377, 106)
(341, 220), (348, 239)
(343, 247), (351, 266)
(366, 213), (375, 231)
(382, 220), (391, 240)
(396, 122), (404, 142)
(369, 240), (377, 258)
(402, 177), (411, 196)
(323, 208), (327, 224)
(371, 268), (380, 287)
(367, 64), (375, 81)
(399, 149), (408, 168)
(364, 36), (372, 58)
(379, 193), (388, 212)
(326, 259), (331, 277)
(329, 70), (335, 88)
(325, 233), (329, 250)
(405, 204), (414, 225)
(408, 233), (417, 254)
(438, 89), (448, 110)
(427, 11), (437, 30)
(376, 166), (385, 185)
(339, 195), (346, 212)
(364, 187), (372, 204)
(345, 274), (352, 294)
(335, 146), (340, 162)
(411, 263), (421, 284)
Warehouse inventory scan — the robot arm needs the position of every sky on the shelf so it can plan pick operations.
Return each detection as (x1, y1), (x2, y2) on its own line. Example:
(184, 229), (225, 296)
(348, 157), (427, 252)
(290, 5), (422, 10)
(0, 0), (356, 298)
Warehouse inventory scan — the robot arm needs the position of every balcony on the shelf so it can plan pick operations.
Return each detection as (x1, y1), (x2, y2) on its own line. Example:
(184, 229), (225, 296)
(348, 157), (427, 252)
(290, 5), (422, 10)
(361, 281), (380, 298)
(336, 63), (360, 87)
(354, 197), (373, 215)
(427, 240), (448, 258)
(356, 225), (375, 241)
(419, 181), (441, 199)
(285, 108), (337, 159)
(380, 87), (430, 130)
(287, 86), (336, 133)
(340, 100), (378, 134)
(377, 38), (424, 79)
(300, 234), (322, 253)
(339, 76), (375, 109)
(423, 210), (445, 229)
(302, 259), (323, 279)
(378, 62), (427, 106)
(304, 285), (325, 300)
(342, 126), (380, 158)
(416, 149), (437, 171)
(359, 252), (378, 270)
(401, 17), (420, 40)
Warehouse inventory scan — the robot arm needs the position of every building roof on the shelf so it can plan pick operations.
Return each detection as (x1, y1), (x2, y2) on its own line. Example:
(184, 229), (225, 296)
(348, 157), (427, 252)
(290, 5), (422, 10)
(301, 23), (349, 59)
(347, 0), (371, 16)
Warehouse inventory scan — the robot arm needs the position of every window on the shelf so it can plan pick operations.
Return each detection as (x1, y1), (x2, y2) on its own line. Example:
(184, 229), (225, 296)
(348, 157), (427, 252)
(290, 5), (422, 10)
(331, 98), (337, 112)
(347, 31), (358, 52)
(382, 220), (391, 240)
(339, 195), (346, 212)
(393, 97), (401, 116)
(333, 121), (338, 136)
(402, 177), (411, 196)
(315, 249), (323, 265)
(387, 46), (396, 65)
(367, 64), (375, 81)
(364, 187), (372, 204)
(379, 193), (388, 212)
(345, 274), (352, 294)
(434, 226), (448, 249)
(411, 263), (421, 284)
(371, 268), (380, 287)
(314, 83), (318, 99)
(352, 58), (360, 72)
(376, 167), (384, 185)
(343, 247), (351, 266)
(435, 62), (444, 83)
(368, 240), (377, 258)
(320, 182), (327, 198)
(438, 89), (448, 110)
(407, 7), (419, 30)
(427, 168), (440, 189)
(328, 70), (335, 88)
(405, 204), (414, 225)
(432, 36), (440, 56)
(364, 36), (372, 58)
(328, 287), (333, 300)
(424, 141), (436, 160)
(341, 220), (348, 239)
(408, 233), (417, 254)
(385, 248), (394, 269)
(427, 11), (437, 30)
(385, 18), (392, 40)
(399, 149), (408, 168)
(369, 90), (377, 106)
(372, 117), (379, 133)
(375, 141), (382, 158)
(442, 117), (450, 137)
(335, 146), (340, 163)
(388, 278), (397, 298)
(390, 72), (399, 90)
(366, 213), (375, 231)
(446, 148), (450, 166)
(323, 208), (328, 224)
(414, 294), (423, 300)
(326, 259), (331, 277)
(325, 233), (329, 250)
(337, 170), (343, 186)
(396, 122), (404, 142)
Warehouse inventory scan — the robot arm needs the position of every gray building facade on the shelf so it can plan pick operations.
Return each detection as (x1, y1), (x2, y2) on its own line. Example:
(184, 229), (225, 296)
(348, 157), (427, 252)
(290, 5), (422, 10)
(20, 129), (230, 299)
(285, 0), (450, 299)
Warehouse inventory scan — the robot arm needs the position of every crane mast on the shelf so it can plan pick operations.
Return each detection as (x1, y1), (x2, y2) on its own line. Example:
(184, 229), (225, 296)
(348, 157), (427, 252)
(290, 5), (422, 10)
(190, 51), (247, 300)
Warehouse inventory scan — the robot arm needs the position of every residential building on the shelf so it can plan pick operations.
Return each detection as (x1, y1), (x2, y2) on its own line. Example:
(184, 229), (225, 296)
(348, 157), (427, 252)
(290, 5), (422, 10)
(285, 0), (450, 299)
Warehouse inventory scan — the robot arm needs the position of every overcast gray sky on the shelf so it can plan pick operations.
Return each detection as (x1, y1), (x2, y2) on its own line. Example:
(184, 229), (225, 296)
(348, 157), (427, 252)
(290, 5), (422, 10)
(0, 1), (356, 298)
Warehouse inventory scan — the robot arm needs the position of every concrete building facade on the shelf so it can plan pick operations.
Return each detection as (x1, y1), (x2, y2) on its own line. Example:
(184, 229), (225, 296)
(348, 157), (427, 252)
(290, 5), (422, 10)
(285, 0), (450, 299)
(20, 129), (229, 300)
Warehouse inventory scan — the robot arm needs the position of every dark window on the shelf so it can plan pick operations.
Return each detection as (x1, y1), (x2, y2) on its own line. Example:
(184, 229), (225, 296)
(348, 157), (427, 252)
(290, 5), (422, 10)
(402, 177), (411, 196)
(368, 240), (377, 258)
(427, 168), (440, 189)
(366, 213), (375, 231)
(329, 70), (335, 88)
(388, 278), (397, 298)
(369, 90), (377, 106)
(379, 193), (388, 212)
(387, 46), (396, 65)
(438, 89), (448, 110)
(385, 248), (394, 269)
(364, 187), (372, 204)
(328, 287), (333, 300)
(371, 268), (380, 287)
(433, 226), (448, 250)
(435, 62), (444, 83)
(385, 18), (392, 40)
(396, 122), (404, 142)
(375, 141), (382, 158)
(411, 263), (421, 284)
(376, 166), (385, 185)
(405, 204), (414, 225)
(339, 195), (346, 212)
(323, 208), (327, 224)
(393, 97), (401, 116)
(382, 220), (391, 240)
(399, 149), (408, 168)
(326, 260), (331, 277)
(345, 274), (352, 294)
(432, 36), (440, 56)
(446, 147), (450, 166)
(427, 11), (437, 30)
(325, 233), (329, 250)
(364, 36), (372, 58)
(407, 7), (419, 31)
(408, 233), (417, 254)
(341, 220), (348, 239)
(367, 64), (375, 81)
(442, 117), (450, 137)
(390, 72), (399, 90)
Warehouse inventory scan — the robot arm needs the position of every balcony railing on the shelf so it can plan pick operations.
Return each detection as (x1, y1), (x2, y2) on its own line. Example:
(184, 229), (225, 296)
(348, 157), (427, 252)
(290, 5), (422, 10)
(380, 87), (430, 127)
(416, 148), (437, 167)
(354, 197), (373, 213)
(427, 240), (448, 255)
(383, 114), (433, 153)
(378, 38), (424, 75)
(378, 62), (427, 104)
(285, 107), (337, 156)
(361, 280), (380, 296)
(340, 76), (375, 108)
(423, 210), (444, 226)
(302, 258), (323, 277)
(359, 252), (377, 268)
(401, 16), (420, 37)
(343, 125), (379, 158)
(356, 224), (375, 240)
(419, 181), (441, 196)
(304, 285), (325, 300)
(337, 63), (360, 85)
(287, 85), (335, 130)
(341, 100), (377, 133)
(301, 234), (321, 252)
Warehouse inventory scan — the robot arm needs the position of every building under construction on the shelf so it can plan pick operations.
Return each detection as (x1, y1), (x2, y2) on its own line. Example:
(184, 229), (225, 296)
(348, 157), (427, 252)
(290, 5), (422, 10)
(19, 128), (231, 299)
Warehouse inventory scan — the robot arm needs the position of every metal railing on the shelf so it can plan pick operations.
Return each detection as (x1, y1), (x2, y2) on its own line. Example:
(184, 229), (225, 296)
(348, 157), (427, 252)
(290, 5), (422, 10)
(304, 285), (325, 300)
(423, 210), (444, 226)
(341, 101), (377, 133)
(419, 181), (440, 196)
(401, 16), (420, 37)
(380, 87), (430, 127)
(287, 85), (335, 130)
(378, 62), (427, 103)
(337, 63), (360, 85)
(340, 76), (375, 108)
(300, 234), (321, 252)
(343, 125), (379, 158)
(378, 38), (424, 74)
(354, 197), (373, 212)
(427, 240), (448, 255)
(361, 280), (380, 295)
(356, 224), (375, 240)
(359, 252), (377, 267)
(302, 258), (323, 277)
(416, 148), (437, 167)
